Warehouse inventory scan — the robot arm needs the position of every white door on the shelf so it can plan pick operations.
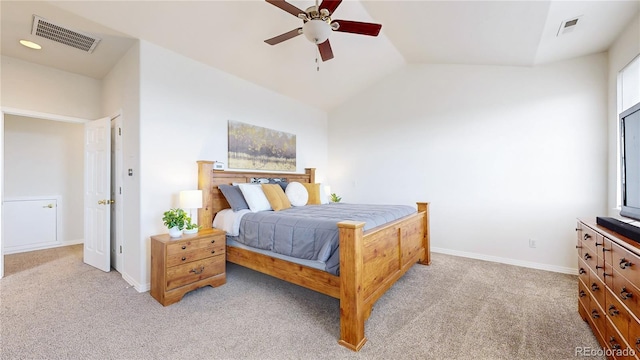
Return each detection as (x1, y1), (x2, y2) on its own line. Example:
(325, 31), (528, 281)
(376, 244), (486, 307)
(110, 116), (123, 272)
(3, 198), (58, 253)
(84, 117), (111, 272)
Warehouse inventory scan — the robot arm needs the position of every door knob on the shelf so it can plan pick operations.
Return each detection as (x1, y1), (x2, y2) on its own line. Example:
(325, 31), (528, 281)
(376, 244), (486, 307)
(42, 204), (53, 208)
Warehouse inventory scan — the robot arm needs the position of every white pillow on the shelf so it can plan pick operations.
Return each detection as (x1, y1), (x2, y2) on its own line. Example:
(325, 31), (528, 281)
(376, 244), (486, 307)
(238, 184), (272, 212)
(285, 182), (309, 207)
(319, 183), (329, 205)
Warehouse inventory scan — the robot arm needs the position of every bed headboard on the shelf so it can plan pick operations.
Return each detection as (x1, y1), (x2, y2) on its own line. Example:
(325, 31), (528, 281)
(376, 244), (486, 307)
(196, 160), (316, 229)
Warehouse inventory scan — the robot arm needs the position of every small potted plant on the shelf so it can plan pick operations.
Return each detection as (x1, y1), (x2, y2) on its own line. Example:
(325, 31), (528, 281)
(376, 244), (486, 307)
(330, 193), (342, 203)
(183, 217), (201, 235)
(162, 208), (188, 238)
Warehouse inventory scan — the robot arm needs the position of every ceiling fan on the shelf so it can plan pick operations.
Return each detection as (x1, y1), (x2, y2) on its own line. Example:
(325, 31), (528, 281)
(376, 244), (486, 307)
(264, 0), (382, 62)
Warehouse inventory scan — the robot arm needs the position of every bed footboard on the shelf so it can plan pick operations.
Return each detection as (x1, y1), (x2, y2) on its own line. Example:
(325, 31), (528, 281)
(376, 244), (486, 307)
(337, 202), (430, 351)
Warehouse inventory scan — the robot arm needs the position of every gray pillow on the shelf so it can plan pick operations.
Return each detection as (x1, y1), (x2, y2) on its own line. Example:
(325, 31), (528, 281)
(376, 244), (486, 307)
(218, 184), (250, 211)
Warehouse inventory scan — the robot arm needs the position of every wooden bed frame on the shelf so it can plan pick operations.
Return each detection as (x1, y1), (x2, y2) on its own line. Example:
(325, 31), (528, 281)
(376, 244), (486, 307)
(197, 161), (430, 351)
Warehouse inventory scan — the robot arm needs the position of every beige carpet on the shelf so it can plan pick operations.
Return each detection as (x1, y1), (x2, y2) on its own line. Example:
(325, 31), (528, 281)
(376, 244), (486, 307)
(0, 245), (602, 360)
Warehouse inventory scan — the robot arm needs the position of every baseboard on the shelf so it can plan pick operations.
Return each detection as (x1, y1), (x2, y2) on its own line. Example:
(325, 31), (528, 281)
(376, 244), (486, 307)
(3, 239), (83, 255)
(120, 271), (150, 293)
(431, 247), (577, 275)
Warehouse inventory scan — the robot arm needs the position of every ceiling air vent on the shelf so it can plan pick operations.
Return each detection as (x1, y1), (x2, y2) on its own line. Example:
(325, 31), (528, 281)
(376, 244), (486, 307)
(557, 16), (582, 37)
(31, 15), (101, 53)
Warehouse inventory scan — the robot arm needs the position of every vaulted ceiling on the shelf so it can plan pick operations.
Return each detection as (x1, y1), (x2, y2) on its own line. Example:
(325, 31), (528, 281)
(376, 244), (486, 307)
(2, 1), (638, 111)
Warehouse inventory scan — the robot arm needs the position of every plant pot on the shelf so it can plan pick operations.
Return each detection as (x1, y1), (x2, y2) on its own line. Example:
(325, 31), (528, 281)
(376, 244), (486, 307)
(168, 226), (183, 238)
(183, 228), (198, 235)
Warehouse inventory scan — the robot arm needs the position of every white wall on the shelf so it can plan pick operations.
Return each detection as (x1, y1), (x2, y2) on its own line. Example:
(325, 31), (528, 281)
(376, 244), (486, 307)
(0, 56), (102, 119)
(101, 42), (141, 288)
(328, 53), (609, 273)
(607, 14), (640, 215)
(4, 115), (84, 242)
(136, 41), (329, 288)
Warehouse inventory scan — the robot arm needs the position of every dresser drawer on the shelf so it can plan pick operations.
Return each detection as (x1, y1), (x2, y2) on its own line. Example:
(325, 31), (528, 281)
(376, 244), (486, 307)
(608, 268), (640, 322)
(167, 235), (223, 256)
(166, 241), (225, 268)
(579, 278), (590, 313)
(606, 288), (632, 343)
(582, 225), (599, 253)
(166, 255), (225, 291)
(590, 269), (606, 309)
(589, 300), (607, 340)
(606, 318), (635, 360)
(609, 241), (640, 286)
(630, 318), (640, 356)
(579, 257), (591, 286)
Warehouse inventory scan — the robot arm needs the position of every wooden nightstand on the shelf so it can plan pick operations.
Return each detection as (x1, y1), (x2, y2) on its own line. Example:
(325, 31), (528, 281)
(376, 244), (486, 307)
(150, 228), (226, 306)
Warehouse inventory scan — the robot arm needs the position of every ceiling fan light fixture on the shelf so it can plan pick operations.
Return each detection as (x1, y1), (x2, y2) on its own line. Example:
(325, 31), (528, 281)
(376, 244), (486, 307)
(302, 19), (332, 44)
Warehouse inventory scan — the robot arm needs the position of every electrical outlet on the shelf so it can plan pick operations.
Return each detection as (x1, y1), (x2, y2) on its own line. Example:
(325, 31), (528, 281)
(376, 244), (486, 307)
(529, 239), (537, 248)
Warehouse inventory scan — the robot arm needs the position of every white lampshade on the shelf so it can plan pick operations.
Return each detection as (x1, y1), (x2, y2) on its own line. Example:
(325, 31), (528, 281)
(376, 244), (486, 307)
(180, 190), (203, 210)
(303, 19), (332, 44)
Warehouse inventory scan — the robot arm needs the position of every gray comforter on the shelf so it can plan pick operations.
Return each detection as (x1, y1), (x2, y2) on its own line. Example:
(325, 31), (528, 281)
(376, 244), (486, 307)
(231, 203), (416, 275)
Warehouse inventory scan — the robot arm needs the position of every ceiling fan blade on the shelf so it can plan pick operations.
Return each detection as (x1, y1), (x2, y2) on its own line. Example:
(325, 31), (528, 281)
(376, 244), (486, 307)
(265, 0), (306, 18)
(332, 20), (382, 36)
(318, 40), (334, 62)
(264, 28), (302, 45)
(319, 0), (342, 14)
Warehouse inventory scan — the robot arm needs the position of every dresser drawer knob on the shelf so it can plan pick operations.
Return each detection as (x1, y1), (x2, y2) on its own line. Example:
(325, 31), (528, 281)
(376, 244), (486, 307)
(576, 245), (582, 249)
(579, 268), (586, 275)
(596, 265), (603, 270)
(621, 287), (633, 300)
(584, 234), (591, 240)
(603, 272), (612, 277)
(603, 247), (611, 252)
(579, 290), (586, 298)
(609, 337), (621, 350)
(189, 266), (205, 275)
(211, 250), (216, 254)
(181, 257), (186, 261)
(591, 310), (600, 319)
(595, 242), (603, 247)
(591, 283), (599, 291)
(635, 338), (640, 351)
(608, 305), (619, 316)
(619, 258), (633, 269)
(583, 253), (592, 260)
(211, 239), (215, 244)
(181, 245), (187, 250)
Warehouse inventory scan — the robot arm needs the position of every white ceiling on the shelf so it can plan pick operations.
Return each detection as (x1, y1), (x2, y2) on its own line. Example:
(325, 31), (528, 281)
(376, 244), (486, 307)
(1, 1), (639, 111)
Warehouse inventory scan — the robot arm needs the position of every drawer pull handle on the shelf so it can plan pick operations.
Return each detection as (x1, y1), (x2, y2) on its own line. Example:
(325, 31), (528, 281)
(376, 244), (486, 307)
(603, 247), (611, 252)
(619, 258), (633, 269)
(181, 245), (187, 250)
(584, 234), (591, 240)
(579, 290), (586, 298)
(635, 338), (640, 351)
(621, 287), (633, 300)
(596, 265), (603, 270)
(591, 310), (600, 319)
(579, 268), (586, 275)
(181, 257), (186, 261)
(595, 242), (603, 247)
(189, 266), (205, 275)
(591, 283), (599, 291)
(603, 272), (611, 277)
(609, 337), (621, 350)
(575, 245), (582, 249)
(211, 239), (215, 244)
(211, 250), (216, 254)
(575, 228), (581, 232)
(583, 253), (592, 260)
(608, 305), (619, 316)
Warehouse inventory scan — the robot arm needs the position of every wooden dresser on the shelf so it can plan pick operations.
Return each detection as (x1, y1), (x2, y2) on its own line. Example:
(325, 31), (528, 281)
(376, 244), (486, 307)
(150, 228), (226, 306)
(576, 219), (640, 359)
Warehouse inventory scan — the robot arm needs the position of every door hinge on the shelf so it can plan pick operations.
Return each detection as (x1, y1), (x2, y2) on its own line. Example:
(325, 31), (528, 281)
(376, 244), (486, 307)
(119, 245), (122, 254)
(118, 127), (122, 136)
(119, 187), (122, 195)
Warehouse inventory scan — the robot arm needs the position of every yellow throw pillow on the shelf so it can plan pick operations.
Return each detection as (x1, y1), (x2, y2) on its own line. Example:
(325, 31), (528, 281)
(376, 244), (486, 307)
(261, 184), (291, 211)
(302, 183), (321, 205)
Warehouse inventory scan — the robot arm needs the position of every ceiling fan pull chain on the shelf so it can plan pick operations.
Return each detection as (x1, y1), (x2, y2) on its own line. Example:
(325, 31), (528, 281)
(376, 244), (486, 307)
(316, 47), (320, 72)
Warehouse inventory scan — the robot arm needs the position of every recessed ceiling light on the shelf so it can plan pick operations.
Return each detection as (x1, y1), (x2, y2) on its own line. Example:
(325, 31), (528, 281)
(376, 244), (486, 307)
(19, 39), (42, 50)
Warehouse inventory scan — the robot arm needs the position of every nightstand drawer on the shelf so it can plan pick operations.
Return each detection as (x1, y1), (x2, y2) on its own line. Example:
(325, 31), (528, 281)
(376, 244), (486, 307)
(166, 255), (225, 291)
(167, 235), (223, 256)
(166, 241), (225, 267)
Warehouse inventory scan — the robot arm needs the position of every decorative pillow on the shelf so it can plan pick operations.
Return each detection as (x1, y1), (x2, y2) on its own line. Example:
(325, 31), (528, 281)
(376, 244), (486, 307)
(285, 182), (309, 207)
(271, 180), (288, 191)
(302, 183), (321, 205)
(238, 183), (272, 212)
(261, 184), (291, 211)
(218, 184), (250, 211)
